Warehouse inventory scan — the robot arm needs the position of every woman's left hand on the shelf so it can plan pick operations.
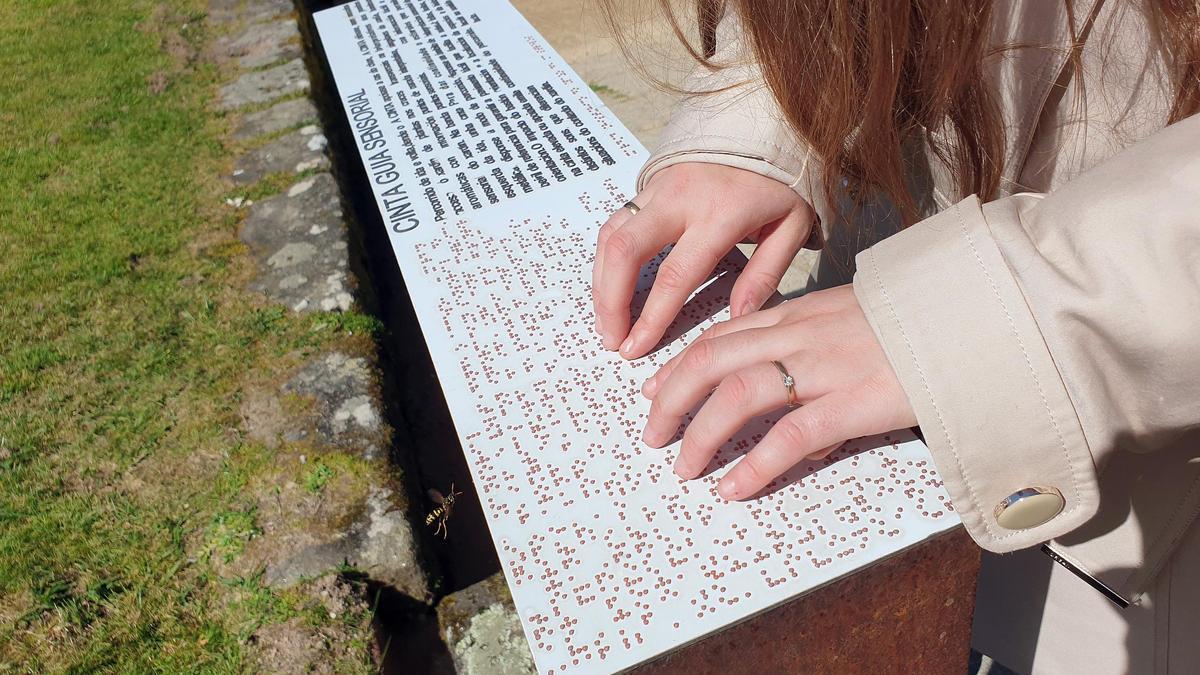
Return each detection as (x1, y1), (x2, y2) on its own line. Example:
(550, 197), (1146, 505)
(640, 284), (917, 500)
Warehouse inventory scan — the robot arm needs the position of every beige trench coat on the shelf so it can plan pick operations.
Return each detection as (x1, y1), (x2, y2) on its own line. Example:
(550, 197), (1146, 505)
(636, 1), (1200, 672)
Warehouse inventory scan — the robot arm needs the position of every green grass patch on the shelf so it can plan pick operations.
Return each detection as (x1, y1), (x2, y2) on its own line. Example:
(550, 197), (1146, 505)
(205, 507), (261, 564)
(309, 311), (386, 338)
(224, 164), (323, 203)
(0, 1), (375, 670)
(588, 81), (629, 100)
(302, 461), (337, 494)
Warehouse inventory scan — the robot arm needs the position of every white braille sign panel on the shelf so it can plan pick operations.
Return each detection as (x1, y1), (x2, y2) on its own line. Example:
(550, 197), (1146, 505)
(314, 2), (961, 673)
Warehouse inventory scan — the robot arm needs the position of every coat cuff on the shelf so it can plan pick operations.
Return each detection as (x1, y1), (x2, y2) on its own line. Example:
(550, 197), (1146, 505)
(852, 195), (1100, 552)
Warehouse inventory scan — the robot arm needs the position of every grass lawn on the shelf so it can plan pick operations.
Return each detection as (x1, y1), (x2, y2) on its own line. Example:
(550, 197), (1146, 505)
(0, 1), (381, 670)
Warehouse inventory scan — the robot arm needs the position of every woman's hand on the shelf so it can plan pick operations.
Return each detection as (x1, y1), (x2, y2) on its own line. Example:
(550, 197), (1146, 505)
(592, 163), (816, 358)
(640, 285), (917, 500)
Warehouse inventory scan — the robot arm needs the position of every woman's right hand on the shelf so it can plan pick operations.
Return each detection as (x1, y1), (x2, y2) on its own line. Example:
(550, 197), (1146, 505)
(592, 162), (817, 359)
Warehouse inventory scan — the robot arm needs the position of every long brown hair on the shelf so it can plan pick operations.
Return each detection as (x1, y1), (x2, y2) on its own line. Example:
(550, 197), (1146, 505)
(603, 0), (1200, 225)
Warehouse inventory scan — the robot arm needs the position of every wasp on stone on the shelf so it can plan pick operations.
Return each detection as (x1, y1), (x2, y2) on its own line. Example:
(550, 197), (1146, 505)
(425, 483), (463, 539)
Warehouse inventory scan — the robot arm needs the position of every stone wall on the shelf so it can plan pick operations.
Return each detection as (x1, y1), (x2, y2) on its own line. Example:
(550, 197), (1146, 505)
(208, 1), (534, 672)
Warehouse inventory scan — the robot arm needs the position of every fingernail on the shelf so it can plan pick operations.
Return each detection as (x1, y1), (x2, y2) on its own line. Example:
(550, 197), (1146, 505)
(620, 335), (638, 357)
(641, 375), (658, 398)
(601, 328), (621, 350)
(672, 456), (690, 478)
(642, 427), (661, 447)
(643, 422), (672, 447)
(717, 477), (739, 500)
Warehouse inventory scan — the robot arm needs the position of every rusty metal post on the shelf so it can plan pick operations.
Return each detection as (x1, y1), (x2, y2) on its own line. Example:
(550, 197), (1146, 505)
(635, 528), (980, 674)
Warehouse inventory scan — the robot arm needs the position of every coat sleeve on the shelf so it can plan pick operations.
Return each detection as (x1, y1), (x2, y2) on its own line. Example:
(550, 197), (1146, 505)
(853, 113), (1200, 554)
(636, 8), (829, 246)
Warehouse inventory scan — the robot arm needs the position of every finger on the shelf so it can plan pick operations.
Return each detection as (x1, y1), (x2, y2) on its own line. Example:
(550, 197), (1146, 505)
(594, 209), (636, 282)
(671, 358), (829, 478)
(592, 183), (663, 303)
(591, 203), (681, 350)
(592, 207), (637, 335)
(643, 328), (810, 447)
(717, 389), (872, 500)
(643, 308), (785, 398)
(729, 216), (806, 318)
(620, 226), (735, 359)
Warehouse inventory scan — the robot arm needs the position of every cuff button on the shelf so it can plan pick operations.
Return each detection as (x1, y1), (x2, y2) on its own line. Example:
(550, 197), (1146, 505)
(994, 487), (1065, 530)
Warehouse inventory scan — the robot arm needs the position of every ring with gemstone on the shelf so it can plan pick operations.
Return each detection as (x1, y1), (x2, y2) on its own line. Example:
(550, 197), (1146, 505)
(771, 360), (799, 408)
